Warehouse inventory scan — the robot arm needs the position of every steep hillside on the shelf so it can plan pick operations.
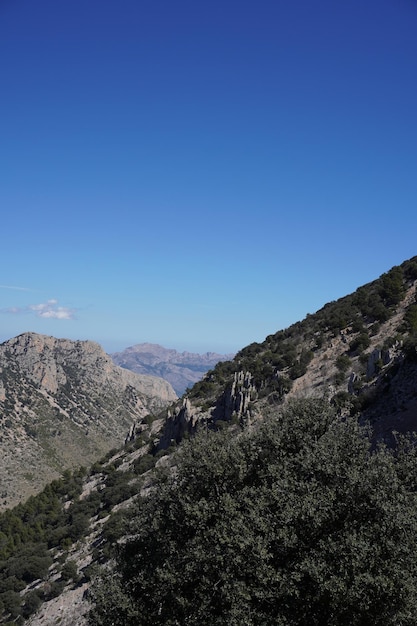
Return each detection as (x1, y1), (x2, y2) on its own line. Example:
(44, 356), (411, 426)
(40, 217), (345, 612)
(111, 343), (234, 395)
(158, 256), (417, 447)
(2, 256), (417, 625)
(0, 333), (177, 509)
(0, 427), (170, 626)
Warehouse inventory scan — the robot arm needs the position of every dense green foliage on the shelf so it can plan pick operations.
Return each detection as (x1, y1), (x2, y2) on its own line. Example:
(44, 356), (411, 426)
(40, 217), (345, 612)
(0, 468), (92, 621)
(0, 437), (161, 622)
(89, 399), (417, 626)
(0, 468), (86, 560)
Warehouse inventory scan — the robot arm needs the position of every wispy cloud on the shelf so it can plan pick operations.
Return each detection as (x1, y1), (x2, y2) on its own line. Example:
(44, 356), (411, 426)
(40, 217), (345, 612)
(2, 299), (76, 320)
(4, 307), (23, 314)
(0, 284), (33, 292)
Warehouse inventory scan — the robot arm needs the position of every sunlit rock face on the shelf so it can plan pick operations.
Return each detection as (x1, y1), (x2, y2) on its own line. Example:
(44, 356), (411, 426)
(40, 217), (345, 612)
(0, 332), (177, 509)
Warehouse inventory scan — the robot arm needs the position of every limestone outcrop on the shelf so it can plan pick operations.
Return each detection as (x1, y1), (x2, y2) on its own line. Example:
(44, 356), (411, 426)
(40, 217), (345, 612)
(156, 370), (256, 451)
(223, 371), (255, 421)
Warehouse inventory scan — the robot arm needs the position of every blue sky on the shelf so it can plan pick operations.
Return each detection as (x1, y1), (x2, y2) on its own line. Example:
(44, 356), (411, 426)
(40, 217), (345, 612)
(1, 0), (416, 354)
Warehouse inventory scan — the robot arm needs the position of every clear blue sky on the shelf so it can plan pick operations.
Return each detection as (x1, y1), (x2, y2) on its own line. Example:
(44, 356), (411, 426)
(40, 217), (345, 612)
(1, 0), (416, 354)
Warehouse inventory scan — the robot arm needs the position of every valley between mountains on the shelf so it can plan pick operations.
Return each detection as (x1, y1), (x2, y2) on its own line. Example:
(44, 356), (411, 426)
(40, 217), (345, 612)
(1, 255), (417, 625)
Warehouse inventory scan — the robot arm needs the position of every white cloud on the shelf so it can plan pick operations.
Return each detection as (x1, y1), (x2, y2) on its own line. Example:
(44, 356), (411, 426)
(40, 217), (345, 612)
(28, 300), (75, 320)
(39, 308), (74, 320)
(29, 299), (57, 313)
(1, 299), (76, 320)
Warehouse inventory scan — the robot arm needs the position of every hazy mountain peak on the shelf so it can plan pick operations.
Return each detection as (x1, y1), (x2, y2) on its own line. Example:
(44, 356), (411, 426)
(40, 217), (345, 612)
(112, 343), (235, 395)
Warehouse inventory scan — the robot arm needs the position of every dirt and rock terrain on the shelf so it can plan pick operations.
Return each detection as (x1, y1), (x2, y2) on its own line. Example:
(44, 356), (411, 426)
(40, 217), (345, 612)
(0, 332), (177, 509)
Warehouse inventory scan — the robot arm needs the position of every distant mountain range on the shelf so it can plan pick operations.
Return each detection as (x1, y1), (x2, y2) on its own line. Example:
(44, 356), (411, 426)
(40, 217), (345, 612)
(111, 343), (235, 395)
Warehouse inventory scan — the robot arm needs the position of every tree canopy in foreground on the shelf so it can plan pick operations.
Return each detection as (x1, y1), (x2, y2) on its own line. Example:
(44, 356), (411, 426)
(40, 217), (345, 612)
(89, 399), (417, 626)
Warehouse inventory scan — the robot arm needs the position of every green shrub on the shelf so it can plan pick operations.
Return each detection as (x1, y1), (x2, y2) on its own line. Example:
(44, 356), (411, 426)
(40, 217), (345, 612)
(22, 590), (42, 618)
(45, 579), (66, 600)
(89, 399), (417, 626)
(336, 354), (350, 372)
(133, 454), (156, 475)
(0, 590), (21, 619)
(61, 560), (79, 582)
(404, 304), (417, 334)
(349, 332), (371, 355)
(331, 391), (351, 412)
(334, 371), (346, 386)
(379, 266), (405, 306)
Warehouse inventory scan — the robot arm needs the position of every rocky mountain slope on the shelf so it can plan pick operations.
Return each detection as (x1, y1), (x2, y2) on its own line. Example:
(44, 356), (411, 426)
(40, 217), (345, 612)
(0, 332), (177, 509)
(111, 342), (234, 395)
(157, 256), (417, 448)
(2, 255), (417, 625)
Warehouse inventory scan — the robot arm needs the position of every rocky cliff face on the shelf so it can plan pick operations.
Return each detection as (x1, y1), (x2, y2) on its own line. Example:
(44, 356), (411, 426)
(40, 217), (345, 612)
(111, 342), (234, 395)
(0, 332), (177, 509)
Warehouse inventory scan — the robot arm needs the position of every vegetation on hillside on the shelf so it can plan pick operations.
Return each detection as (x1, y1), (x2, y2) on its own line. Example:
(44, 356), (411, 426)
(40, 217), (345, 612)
(0, 432), (166, 623)
(189, 256), (417, 413)
(1, 256), (417, 624)
(89, 399), (417, 626)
